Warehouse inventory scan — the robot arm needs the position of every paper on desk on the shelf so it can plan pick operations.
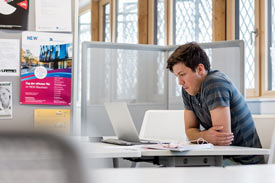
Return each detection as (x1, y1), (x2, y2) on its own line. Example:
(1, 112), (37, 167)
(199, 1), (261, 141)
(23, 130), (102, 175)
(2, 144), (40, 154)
(143, 143), (213, 152)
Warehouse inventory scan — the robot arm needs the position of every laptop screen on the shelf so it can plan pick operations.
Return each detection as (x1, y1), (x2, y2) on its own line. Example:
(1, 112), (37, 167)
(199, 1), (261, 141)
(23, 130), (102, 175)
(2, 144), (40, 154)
(104, 102), (140, 142)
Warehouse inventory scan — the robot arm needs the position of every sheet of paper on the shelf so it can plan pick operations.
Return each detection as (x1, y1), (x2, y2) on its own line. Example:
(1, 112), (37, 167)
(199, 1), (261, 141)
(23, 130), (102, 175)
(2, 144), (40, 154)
(35, 0), (72, 32)
(0, 39), (20, 76)
(20, 31), (72, 105)
(0, 82), (12, 119)
(34, 109), (70, 134)
(143, 143), (213, 152)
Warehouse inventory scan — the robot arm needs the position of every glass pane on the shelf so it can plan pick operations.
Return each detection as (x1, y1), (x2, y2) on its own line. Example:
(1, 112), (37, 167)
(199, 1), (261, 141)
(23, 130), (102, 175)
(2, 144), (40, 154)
(269, 0), (275, 90)
(116, 0), (138, 43)
(79, 11), (91, 44)
(80, 11), (91, 24)
(239, 0), (255, 89)
(103, 3), (111, 42)
(78, 11), (91, 103)
(157, 0), (165, 45)
(174, 0), (212, 44)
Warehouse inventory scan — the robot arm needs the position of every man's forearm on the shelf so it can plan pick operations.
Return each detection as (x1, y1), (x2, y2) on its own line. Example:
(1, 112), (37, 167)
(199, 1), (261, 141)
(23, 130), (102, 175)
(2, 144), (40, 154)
(186, 126), (234, 145)
(186, 128), (212, 142)
(186, 128), (204, 141)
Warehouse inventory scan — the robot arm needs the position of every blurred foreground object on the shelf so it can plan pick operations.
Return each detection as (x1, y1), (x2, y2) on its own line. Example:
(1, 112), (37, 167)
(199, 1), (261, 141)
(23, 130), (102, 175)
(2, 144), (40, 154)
(0, 131), (85, 183)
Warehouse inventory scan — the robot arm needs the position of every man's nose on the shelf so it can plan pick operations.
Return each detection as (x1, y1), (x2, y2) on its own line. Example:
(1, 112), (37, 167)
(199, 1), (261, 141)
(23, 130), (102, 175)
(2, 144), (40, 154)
(178, 77), (185, 85)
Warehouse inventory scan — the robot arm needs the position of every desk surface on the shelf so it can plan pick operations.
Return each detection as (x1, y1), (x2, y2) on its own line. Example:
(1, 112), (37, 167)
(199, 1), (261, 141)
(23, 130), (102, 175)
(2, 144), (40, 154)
(78, 140), (141, 158)
(89, 164), (275, 183)
(79, 141), (270, 158)
(140, 145), (270, 156)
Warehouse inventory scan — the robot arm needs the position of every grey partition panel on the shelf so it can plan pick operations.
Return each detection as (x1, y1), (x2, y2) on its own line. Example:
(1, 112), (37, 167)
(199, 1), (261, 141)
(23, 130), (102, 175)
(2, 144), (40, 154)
(168, 40), (245, 109)
(0, 0), (75, 131)
(81, 40), (245, 136)
(81, 42), (168, 136)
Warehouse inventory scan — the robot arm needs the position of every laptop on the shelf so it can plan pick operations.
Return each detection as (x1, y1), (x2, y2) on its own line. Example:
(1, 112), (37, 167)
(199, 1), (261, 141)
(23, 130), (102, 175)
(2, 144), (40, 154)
(103, 102), (158, 146)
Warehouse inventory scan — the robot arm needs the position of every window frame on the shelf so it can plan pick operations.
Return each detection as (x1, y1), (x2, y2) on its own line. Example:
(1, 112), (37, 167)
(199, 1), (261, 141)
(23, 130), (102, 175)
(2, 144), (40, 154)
(94, 0), (275, 98)
(99, 0), (113, 42)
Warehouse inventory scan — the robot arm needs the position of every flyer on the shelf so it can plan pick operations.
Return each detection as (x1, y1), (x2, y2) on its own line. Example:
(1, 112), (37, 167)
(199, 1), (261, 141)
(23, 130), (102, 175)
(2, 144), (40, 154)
(34, 109), (70, 134)
(0, 0), (29, 30)
(0, 82), (12, 119)
(0, 39), (20, 76)
(35, 0), (72, 32)
(20, 31), (72, 105)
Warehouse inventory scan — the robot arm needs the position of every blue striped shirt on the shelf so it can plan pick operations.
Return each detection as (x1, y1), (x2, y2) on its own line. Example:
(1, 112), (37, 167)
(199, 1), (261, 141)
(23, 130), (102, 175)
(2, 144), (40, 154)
(182, 70), (264, 164)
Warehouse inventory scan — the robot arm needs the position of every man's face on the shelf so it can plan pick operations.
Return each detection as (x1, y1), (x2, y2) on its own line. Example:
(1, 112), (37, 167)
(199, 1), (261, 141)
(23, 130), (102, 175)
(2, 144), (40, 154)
(172, 62), (204, 96)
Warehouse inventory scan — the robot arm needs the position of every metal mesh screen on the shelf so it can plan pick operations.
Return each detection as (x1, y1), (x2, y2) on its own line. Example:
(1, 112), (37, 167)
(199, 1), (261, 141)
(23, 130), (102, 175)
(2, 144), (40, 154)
(116, 0), (138, 43)
(239, 0), (255, 89)
(103, 3), (111, 42)
(174, 0), (212, 45)
(157, 0), (165, 45)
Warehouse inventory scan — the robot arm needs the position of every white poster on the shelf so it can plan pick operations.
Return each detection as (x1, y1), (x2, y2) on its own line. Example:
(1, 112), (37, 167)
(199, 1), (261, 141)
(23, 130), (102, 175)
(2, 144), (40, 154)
(35, 0), (72, 32)
(0, 39), (20, 76)
(0, 82), (12, 119)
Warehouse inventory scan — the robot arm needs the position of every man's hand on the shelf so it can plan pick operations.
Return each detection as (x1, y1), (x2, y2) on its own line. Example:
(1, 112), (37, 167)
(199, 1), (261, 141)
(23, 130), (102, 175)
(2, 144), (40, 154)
(202, 126), (234, 146)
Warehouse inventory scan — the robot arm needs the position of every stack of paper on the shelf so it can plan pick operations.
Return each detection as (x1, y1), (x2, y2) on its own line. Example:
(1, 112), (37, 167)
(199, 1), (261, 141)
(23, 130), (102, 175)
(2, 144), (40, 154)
(144, 143), (213, 152)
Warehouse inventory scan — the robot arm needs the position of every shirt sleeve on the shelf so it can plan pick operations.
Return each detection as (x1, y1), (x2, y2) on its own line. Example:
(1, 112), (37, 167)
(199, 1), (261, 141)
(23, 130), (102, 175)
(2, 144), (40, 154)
(204, 81), (231, 111)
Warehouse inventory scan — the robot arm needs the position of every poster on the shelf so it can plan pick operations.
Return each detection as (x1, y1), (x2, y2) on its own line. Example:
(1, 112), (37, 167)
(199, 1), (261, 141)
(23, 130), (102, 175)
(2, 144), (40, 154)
(34, 109), (70, 134)
(35, 0), (72, 32)
(0, 39), (20, 76)
(0, 82), (12, 119)
(20, 31), (72, 105)
(0, 0), (29, 30)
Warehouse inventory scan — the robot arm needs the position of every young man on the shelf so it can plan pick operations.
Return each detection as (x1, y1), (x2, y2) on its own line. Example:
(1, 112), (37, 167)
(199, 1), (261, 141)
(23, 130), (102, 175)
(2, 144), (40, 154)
(166, 42), (264, 164)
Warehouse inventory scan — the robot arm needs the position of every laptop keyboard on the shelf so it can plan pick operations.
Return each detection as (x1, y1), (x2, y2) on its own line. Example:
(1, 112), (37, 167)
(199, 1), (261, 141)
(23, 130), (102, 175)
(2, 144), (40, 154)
(101, 138), (158, 146)
(101, 138), (136, 146)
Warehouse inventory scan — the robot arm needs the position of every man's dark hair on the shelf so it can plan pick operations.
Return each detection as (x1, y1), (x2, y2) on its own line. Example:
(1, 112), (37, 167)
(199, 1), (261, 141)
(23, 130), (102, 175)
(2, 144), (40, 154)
(166, 42), (210, 72)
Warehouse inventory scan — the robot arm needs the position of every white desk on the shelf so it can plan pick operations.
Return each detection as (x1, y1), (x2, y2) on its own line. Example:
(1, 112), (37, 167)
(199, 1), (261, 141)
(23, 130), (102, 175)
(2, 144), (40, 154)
(80, 142), (141, 159)
(78, 141), (270, 167)
(71, 137), (140, 168)
(89, 164), (275, 183)
(138, 145), (270, 166)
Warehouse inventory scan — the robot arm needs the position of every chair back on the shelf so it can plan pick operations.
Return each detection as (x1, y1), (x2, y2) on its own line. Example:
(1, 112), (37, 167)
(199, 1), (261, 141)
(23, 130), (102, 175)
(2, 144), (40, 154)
(253, 115), (275, 164)
(0, 131), (85, 183)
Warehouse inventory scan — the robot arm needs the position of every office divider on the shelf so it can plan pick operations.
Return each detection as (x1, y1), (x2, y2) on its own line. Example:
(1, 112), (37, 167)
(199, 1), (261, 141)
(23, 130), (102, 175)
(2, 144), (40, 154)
(81, 40), (244, 136)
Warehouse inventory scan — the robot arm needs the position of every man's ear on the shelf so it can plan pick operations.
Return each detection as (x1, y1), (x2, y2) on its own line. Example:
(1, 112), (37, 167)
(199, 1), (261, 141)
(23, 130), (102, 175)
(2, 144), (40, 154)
(196, 64), (205, 75)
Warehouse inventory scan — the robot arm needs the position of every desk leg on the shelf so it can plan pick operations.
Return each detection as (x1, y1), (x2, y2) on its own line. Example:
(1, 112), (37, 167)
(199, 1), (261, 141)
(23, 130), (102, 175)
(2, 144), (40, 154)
(215, 156), (223, 166)
(113, 158), (119, 168)
(131, 162), (140, 168)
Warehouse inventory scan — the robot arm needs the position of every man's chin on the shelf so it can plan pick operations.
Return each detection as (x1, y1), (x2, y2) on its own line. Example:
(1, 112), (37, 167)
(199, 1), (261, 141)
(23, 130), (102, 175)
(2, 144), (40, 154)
(186, 90), (197, 96)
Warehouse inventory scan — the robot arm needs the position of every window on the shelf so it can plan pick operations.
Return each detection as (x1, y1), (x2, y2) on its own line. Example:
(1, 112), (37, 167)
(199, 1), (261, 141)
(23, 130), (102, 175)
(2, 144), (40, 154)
(116, 0), (138, 43)
(268, 0), (275, 90)
(238, 0), (256, 90)
(156, 0), (165, 45)
(173, 0), (212, 44)
(99, 0), (112, 42)
(79, 11), (91, 44)
(103, 3), (111, 42)
(78, 10), (91, 103)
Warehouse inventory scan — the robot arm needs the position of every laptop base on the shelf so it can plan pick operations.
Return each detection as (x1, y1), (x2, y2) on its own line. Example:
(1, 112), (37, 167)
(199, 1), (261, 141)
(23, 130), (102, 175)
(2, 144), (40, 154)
(101, 138), (158, 146)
